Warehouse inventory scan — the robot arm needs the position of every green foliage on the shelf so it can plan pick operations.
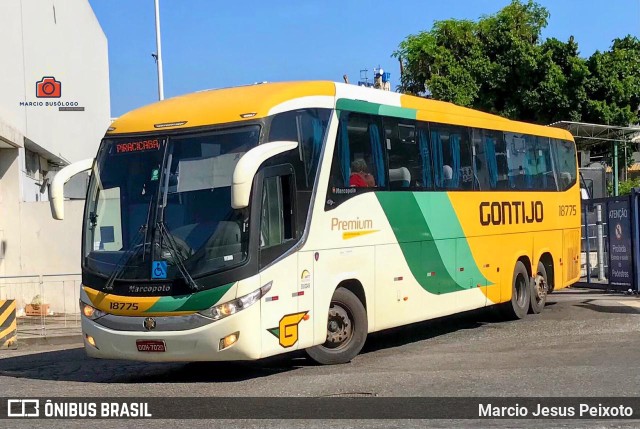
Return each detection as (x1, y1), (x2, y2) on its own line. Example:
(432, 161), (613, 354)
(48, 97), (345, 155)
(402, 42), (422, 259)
(394, 0), (640, 127)
(608, 177), (640, 196)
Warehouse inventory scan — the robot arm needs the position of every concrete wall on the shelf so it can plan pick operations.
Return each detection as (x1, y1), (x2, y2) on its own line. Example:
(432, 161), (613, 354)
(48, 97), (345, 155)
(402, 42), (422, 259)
(0, 0), (110, 162)
(1, 148), (85, 277)
(0, 149), (23, 278)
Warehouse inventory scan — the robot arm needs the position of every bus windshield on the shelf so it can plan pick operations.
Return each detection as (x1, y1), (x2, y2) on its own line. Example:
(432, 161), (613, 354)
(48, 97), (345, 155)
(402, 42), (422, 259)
(83, 126), (260, 281)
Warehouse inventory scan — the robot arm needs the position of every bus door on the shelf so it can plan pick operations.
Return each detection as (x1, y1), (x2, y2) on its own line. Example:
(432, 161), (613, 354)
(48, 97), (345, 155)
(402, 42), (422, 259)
(258, 167), (306, 356)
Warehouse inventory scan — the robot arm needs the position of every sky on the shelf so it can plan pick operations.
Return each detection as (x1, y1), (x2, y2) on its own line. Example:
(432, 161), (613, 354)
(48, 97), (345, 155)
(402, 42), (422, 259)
(88, 0), (640, 118)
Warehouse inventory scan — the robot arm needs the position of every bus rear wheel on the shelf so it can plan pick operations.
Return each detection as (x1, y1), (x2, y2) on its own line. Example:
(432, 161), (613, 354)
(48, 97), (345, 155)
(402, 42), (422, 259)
(500, 261), (531, 320)
(306, 287), (367, 365)
(529, 261), (548, 314)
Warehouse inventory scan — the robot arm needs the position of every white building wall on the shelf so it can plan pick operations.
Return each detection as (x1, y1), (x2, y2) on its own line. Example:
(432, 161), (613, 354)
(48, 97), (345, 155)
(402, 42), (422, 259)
(0, 0), (110, 162)
(0, 0), (110, 314)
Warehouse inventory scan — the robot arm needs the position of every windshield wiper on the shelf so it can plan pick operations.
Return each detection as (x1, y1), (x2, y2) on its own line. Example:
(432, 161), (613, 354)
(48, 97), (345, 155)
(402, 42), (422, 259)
(103, 198), (154, 292)
(103, 224), (148, 291)
(157, 221), (199, 291)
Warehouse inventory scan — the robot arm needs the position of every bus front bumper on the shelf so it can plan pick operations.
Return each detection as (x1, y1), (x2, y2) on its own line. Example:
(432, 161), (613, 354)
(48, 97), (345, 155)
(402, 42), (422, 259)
(81, 304), (262, 362)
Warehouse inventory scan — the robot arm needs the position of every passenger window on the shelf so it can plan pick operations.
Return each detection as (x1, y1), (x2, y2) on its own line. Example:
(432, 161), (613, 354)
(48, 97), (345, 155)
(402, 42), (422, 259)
(485, 130), (509, 189)
(534, 137), (557, 190)
(384, 118), (426, 189)
(326, 112), (386, 209)
(260, 175), (294, 249)
(553, 139), (577, 191)
(430, 124), (472, 190)
(260, 176), (283, 249)
(472, 128), (491, 190)
(268, 109), (330, 191)
(504, 132), (532, 189)
(503, 133), (557, 190)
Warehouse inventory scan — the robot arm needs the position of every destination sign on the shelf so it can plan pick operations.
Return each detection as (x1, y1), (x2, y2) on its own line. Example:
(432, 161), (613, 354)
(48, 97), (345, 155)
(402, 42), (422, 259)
(115, 139), (160, 154)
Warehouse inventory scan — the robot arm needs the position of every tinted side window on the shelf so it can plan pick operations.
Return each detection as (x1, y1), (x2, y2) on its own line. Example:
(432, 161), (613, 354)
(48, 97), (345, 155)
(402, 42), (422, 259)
(268, 108), (330, 234)
(384, 118), (427, 189)
(326, 112), (386, 209)
(553, 139), (577, 191)
(430, 124), (473, 190)
(533, 137), (557, 190)
(268, 108), (330, 191)
(471, 128), (491, 190)
(503, 133), (558, 191)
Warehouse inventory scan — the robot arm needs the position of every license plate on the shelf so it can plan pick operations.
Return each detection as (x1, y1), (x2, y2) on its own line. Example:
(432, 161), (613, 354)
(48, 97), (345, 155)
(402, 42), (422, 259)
(136, 340), (166, 352)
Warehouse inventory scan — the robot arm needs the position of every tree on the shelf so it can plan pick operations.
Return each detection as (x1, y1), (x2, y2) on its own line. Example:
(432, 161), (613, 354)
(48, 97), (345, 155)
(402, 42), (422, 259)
(584, 36), (640, 126)
(394, 1), (639, 127)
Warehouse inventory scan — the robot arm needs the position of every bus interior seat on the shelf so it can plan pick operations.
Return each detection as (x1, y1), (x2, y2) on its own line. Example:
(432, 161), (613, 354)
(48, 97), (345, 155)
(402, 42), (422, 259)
(389, 167), (411, 188)
(205, 221), (242, 259)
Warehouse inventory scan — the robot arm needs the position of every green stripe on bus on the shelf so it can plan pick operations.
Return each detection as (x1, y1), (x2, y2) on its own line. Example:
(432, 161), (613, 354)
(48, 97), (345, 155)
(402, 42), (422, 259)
(336, 99), (417, 120)
(146, 283), (233, 313)
(378, 105), (416, 120)
(336, 99), (380, 115)
(376, 192), (487, 294)
(414, 192), (489, 288)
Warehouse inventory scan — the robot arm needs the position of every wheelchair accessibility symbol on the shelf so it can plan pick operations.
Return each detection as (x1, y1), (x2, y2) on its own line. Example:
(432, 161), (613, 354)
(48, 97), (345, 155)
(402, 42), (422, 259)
(152, 261), (167, 279)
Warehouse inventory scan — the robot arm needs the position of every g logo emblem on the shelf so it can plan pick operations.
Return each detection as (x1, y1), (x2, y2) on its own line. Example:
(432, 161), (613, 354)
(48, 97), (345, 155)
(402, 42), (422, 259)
(267, 311), (308, 348)
(143, 317), (156, 331)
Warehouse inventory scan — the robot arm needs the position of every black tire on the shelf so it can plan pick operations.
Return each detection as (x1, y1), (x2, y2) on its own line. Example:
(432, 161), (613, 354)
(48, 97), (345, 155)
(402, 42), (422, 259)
(500, 261), (531, 320)
(529, 261), (548, 314)
(306, 287), (368, 365)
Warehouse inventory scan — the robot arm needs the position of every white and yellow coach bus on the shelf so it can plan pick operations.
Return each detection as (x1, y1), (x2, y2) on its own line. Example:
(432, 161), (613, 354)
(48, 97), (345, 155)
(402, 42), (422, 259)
(51, 81), (580, 364)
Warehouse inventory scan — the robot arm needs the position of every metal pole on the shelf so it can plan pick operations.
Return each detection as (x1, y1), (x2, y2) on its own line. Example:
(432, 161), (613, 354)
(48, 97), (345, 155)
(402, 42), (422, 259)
(584, 200), (591, 284)
(154, 0), (165, 101)
(613, 141), (619, 196)
(596, 204), (606, 281)
(624, 142), (628, 182)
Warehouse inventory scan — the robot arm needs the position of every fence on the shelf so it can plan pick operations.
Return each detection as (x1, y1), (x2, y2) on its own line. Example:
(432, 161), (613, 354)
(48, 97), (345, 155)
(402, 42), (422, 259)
(0, 274), (81, 338)
(580, 198), (609, 284)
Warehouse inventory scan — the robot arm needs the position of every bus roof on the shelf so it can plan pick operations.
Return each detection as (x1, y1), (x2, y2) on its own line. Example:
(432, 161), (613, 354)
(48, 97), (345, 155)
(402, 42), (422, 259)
(107, 81), (573, 141)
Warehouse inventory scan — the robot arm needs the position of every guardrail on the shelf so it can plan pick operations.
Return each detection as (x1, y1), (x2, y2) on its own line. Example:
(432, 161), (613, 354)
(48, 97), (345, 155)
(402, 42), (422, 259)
(0, 274), (81, 338)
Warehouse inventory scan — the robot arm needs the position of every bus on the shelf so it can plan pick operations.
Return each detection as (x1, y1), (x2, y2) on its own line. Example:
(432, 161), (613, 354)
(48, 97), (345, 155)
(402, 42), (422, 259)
(50, 81), (580, 364)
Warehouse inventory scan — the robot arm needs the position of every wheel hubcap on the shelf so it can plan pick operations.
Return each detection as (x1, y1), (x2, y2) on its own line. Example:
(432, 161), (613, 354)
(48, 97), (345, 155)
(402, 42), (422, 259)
(325, 303), (353, 349)
(534, 274), (547, 303)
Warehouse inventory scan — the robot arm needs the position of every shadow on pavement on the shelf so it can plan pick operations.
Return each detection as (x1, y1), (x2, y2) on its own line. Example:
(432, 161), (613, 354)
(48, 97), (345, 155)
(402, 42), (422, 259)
(0, 345), (311, 384)
(0, 303), (557, 384)
(576, 301), (640, 315)
(361, 306), (507, 354)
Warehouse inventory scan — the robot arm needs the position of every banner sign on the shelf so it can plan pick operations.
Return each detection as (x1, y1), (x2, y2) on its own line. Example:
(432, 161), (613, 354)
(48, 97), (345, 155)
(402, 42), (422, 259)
(607, 198), (634, 289)
(1, 397), (639, 419)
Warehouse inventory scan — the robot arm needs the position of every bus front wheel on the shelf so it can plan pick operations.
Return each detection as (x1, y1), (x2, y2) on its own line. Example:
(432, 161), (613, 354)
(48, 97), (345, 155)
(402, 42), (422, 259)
(501, 261), (531, 320)
(306, 287), (367, 365)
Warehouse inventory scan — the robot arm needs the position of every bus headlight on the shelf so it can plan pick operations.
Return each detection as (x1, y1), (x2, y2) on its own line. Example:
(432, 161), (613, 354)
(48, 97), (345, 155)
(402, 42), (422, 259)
(199, 282), (272, 321)
(80, 301), (107, 320)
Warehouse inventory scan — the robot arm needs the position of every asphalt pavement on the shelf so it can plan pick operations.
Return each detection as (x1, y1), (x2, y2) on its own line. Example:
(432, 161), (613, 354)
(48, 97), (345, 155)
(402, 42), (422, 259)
(0, 288), (639, 428)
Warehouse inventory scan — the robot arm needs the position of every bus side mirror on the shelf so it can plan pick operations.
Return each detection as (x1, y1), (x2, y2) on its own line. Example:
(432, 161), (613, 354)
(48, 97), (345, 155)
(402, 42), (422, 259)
(50, 158), (94, 220)
(231, 141), (298, 209)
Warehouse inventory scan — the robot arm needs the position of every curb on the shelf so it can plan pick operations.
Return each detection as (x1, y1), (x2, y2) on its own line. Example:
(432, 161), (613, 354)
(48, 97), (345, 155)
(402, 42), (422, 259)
(15, 334), (83, 347)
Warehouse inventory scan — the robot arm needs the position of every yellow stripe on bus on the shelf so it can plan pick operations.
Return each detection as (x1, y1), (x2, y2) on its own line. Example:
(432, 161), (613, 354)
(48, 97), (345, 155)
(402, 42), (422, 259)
(342, 230), (379, 240)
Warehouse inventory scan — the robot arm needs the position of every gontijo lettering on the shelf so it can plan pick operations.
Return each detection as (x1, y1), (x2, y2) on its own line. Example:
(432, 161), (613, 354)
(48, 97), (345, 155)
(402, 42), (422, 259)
(479, 201), (543, 226)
